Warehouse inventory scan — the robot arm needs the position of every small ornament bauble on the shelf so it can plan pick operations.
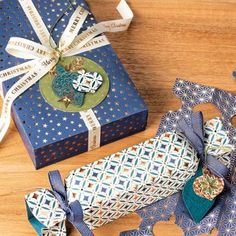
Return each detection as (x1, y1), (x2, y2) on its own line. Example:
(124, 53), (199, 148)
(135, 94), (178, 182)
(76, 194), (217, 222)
(193, 168), (224, 201)
(72, 69), (103, 93)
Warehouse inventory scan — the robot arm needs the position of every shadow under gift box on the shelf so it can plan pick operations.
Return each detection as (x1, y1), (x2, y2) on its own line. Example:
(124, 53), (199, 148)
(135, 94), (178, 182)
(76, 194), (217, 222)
(0, 0), (148, 169)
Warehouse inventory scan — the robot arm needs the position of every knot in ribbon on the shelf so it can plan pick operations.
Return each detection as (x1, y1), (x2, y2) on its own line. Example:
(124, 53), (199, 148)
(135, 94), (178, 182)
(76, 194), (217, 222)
(48, 170), (94, 236)
(0, 0), (133, 142)
(178, 112), (232, 187)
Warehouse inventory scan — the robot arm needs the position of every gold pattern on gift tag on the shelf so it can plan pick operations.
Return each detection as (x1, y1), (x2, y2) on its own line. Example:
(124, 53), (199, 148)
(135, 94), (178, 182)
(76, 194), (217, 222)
(65, 57), (85, 72)
(58, 95), (73, 108)
(49, 58), (85, 76)
(49, 66), (57, 76)
(193, 168), (224, 201)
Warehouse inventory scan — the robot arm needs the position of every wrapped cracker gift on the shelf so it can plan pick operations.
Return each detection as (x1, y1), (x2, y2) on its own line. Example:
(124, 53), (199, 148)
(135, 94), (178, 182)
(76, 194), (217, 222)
(25, 103), (234, 235)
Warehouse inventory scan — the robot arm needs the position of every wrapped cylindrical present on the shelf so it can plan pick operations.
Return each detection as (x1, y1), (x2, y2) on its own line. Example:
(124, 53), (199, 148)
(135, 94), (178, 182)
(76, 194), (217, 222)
(0, 0), (148, 169)
(25, 111), (233, 235)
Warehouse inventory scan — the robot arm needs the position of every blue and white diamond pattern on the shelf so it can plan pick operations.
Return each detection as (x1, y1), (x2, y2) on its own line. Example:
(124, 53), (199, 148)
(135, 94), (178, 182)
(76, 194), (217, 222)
(72, 69), (103, 93)
(65, 131), (199, 229)
(204, 117), (233, 167)
(41, 221), (67, 236)
(25, 189), (66, 229)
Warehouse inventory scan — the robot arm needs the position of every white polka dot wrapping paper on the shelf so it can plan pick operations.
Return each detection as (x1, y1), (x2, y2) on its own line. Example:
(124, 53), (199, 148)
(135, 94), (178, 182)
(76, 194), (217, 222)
(24, 110), (234, 235)
(0, 0), (148, 169)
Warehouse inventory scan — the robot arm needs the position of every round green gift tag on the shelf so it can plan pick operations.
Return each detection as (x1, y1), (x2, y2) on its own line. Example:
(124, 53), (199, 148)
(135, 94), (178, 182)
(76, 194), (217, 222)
(39, 56), (109, 112)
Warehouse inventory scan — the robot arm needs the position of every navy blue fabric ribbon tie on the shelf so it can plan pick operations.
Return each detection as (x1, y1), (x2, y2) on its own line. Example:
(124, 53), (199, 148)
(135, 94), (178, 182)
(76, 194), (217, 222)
(178, 111), (231, 187)
(48, 170), (94, 236)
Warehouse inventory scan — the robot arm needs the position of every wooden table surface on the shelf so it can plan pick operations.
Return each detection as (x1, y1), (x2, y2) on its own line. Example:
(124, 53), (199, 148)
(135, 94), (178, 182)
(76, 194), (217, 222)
(1, 0), (236, 235)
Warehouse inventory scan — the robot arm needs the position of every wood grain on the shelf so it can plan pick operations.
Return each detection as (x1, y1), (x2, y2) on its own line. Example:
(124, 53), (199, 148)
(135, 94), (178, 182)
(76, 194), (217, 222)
(1, 0), (236, 235)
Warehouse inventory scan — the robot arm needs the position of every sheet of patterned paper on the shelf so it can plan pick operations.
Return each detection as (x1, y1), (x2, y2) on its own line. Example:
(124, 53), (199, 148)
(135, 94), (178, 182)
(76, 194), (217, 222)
(123, 79), (236, 236)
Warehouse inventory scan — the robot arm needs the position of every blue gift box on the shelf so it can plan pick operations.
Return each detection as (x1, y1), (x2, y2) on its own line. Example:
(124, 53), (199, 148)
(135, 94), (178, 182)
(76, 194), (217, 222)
(0, 0), (148, 169)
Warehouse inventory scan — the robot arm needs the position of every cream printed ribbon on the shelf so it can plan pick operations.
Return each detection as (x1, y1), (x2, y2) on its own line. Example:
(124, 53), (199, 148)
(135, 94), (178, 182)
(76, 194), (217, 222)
(0, 0), (133, 148)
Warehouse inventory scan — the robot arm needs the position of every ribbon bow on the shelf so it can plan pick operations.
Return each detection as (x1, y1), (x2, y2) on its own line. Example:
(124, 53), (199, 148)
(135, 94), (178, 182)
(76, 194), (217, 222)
(48, 170), (93, 236)
(178, 111), (232, 186)
(0, 0), (133, 142)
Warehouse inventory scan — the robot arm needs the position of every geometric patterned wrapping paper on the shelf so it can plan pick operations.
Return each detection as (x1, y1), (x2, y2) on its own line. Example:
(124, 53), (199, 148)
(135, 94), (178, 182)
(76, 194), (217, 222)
(123, 79), (236, 236)
(26, 130), (199, 235)
(25, 110), (233, 235)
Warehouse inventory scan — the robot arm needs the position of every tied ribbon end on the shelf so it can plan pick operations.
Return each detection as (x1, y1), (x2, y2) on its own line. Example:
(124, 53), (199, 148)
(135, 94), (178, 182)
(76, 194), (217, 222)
(48, 170), (94, 236)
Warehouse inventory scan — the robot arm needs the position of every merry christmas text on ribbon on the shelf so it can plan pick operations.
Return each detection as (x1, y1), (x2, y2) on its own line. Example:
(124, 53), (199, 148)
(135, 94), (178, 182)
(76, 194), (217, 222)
(0, 0), (133, 145)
